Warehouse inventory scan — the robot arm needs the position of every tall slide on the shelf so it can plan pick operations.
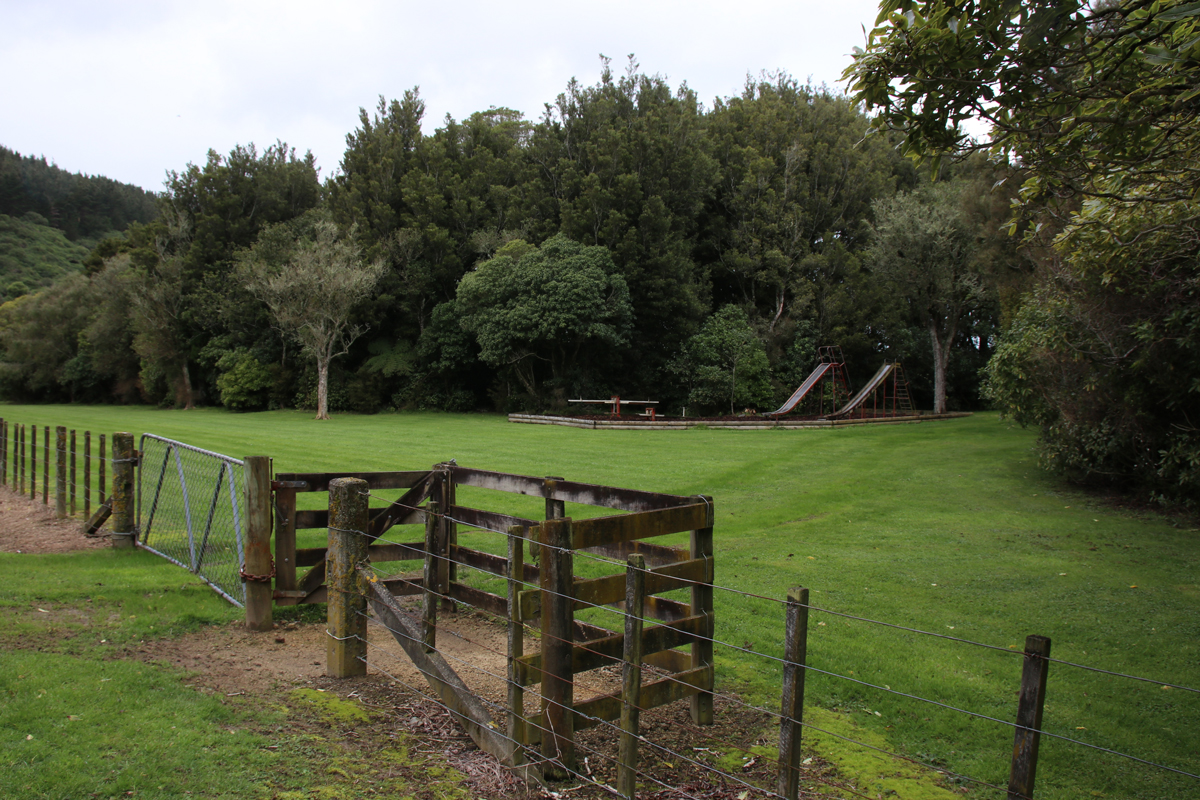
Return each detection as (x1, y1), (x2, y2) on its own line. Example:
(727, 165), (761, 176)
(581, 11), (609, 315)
(827, 362), (913, 419)
(762, 362), (835, 416)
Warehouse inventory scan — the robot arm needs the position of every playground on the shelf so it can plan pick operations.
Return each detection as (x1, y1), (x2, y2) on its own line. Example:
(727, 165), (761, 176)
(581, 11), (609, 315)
(516, 347), (970, 429)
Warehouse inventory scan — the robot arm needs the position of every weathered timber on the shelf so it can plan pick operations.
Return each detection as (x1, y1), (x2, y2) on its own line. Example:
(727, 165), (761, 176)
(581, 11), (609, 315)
(274, 471), (430, 493)
(690, 496), (715, 725)
(540, 517), (575, 777)
(518, 559), (702, 620)
(30, 424), (36, 499)
(369, 472), (436, 538)
(644, 648), (691, 674)
(448, 583), (507, 616)
(243, 456), (274, 630)
(524, 666), (712, 745)
(449, 505), (540, 535)
(55, 427), (67, 518)
(274, 486), (298, 594)
(110, 433), (135, 549)
(440, 468), (456, 612)
(84, 502), (112, 536)
(98, 434), (105, 503)
(294, 541), (426, 568)
(545, 476), (565, 521)
(69, 429), (76, 517)
(296, 560), (327, 598)
(572, 503), (710, 551)
(452, 544), (540, 582)
(581, 539), (689, 567)
(83, 431), (90, 518)
(42, 425), (49, 504)
(423, 501), (440, 652)
(617, 554), (646, 799)
(326, 478), (370, 677)
(507, 527), (528, 767)
(517, 614), (709, 686)
(778, 587), (809, 800)
(1009, 635), (1051, 800)
(452, 466), (697, 512)
(362, 571), (519, 766)
(295, 506), (424, 533)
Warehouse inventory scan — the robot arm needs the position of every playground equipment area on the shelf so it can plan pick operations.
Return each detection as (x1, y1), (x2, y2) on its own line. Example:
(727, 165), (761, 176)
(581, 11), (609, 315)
(513, 346), (966, 429)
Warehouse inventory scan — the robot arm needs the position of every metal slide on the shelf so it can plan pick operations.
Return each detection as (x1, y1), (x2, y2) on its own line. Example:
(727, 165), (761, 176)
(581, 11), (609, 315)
(762, 362), (835, 416)
(827, 362), (897, 419)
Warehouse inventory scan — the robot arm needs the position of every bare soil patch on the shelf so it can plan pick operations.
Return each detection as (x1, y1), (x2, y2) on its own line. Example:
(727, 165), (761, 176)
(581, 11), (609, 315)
(0, 485), (108, 554)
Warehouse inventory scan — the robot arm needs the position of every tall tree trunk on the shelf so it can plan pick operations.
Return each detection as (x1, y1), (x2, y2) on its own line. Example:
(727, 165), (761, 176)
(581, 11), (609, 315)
(929, 323), (951, 414)
(316, 358), (330, 420)
(180, 361), (195, 410)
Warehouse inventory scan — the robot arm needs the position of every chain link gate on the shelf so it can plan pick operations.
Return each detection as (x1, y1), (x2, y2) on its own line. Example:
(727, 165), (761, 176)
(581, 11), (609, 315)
(137, 434), (246, 606)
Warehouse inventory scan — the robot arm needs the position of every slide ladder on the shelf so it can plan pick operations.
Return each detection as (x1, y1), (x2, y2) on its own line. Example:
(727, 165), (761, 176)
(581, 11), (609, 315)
(763, 345), (852, 417)
(827, 362), (914, 419)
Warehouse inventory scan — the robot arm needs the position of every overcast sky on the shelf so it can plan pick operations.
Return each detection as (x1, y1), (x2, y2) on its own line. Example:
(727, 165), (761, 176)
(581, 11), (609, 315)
(1, 0), (884, 193)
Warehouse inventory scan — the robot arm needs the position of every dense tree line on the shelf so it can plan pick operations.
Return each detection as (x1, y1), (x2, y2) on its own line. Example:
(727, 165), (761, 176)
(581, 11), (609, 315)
(0, 63), (1015, 421)
(848, 0), (1200, 504)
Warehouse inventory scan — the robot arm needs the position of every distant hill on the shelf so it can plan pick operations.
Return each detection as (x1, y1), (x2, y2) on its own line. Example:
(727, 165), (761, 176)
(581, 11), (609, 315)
(0, 145), (158, 248)
(0, 212), (90, 300)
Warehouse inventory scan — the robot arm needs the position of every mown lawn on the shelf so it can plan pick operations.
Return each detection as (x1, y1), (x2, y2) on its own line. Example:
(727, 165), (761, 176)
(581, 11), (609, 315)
(1, 403), (1197, 799)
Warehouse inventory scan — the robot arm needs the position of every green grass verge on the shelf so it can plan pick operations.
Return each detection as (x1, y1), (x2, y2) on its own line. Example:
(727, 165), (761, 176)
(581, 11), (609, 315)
(1, 404), (1197, 799)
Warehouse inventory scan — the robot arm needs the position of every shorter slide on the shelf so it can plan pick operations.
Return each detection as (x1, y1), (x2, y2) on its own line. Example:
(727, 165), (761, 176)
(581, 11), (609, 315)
(762, 362), (834, 416)
(827, 362), (896, 419)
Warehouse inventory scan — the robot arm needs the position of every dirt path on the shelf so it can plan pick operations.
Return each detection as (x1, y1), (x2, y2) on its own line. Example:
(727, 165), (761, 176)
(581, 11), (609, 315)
(1, 486), (842, 799)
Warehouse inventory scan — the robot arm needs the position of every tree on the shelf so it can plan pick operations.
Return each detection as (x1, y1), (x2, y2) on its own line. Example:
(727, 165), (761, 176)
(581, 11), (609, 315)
(868, 182), (986, 413)
(240, 216), (384, 419)
(673, 305), (773, 415)
(455, 235), (633, 408)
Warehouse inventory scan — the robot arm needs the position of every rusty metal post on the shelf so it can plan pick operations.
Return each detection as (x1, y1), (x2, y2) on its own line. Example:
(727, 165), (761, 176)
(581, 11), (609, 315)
(540, 516), (575, 779)
(617, 553), (647, 799)
(777, 587), (810, 800)
(326, 476), (369, 677)
(243, 456), (274, 631)
(110, 433), (135, 549)
(55, 426), (67, 518)
(1008, 635), (1051, 800)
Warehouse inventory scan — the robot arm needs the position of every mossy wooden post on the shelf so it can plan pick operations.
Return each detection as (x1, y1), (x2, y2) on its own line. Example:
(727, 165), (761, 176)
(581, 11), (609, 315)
(55, 426), (67, 519)
(69, 429), (76, 516)
(42, 425), (49, 505)
(690, 495), (715, 725)
(110, 432), (136, 549)
(83, 431), (91, 518)
(327, 477), (369, 677)
(777, 587), (810, 800)
(423, 500), (441, 652)
(273, 482), (298, 596)
(540, 516), (575, 779)
(243, 456), (274, 632)
(617, 553), (647, 799)
(506, 525), (527, 765)
(1008, 635), (1051, 800)
(98, 433), (106, 502)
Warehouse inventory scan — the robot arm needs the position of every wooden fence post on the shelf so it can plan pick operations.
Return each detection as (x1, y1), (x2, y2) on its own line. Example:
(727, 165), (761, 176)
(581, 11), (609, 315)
(69, 429), (76, 516)
(440, 467), (457, 612)
(540, 516), (575, 779)
(98, 433), (106, 502)
(326, 476), (369, 677)
(0, 419), (6, 486)
(20, 425), (26, 495)
(777, 587), (810, 800)
(423, 500), (441, 652)
(690, 495), (715, 725)
(42, 425), (49, 505)
(84, 431), (91, 519)
(30, 424), (36, 500)
(243, 456), (274, 632)
(55, 426), (67, 518)
(617, 553), (647, 799)
(507, 525), (527, 763)
(110, 432), (135, 549)
(1008, 635), (1051, 800)
(273, 483), (298, 596)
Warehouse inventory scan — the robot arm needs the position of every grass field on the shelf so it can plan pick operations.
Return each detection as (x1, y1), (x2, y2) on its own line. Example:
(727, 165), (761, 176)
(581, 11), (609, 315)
(1, 404), (1197, 799)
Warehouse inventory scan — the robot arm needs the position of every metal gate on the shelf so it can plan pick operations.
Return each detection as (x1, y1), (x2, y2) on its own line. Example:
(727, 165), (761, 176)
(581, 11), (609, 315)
(137, 434), (245, 606)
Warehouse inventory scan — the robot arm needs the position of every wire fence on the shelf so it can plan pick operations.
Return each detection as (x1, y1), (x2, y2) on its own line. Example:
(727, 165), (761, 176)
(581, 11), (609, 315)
(341, 485), (1200, 800)
(137, 434), (246, 606)
(0, 419), (112, 520)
